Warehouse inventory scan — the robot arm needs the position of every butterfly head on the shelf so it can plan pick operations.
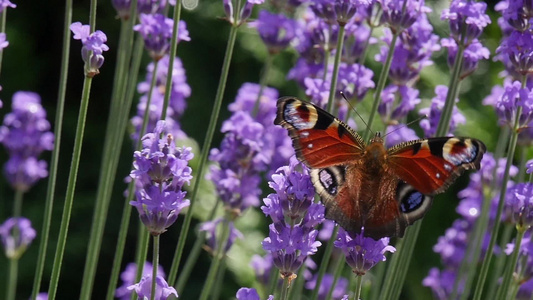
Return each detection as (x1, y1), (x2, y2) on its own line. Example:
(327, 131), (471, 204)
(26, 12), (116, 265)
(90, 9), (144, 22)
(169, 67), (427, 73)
(369, 132), (384, 144)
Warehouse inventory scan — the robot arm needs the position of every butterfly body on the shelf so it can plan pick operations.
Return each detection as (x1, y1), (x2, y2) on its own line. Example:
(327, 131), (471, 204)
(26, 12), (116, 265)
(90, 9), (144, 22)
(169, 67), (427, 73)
(275, 97), (486, 239)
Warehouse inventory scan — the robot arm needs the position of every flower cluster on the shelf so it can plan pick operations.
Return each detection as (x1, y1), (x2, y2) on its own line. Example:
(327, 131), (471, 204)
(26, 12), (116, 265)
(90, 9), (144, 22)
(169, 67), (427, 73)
(250, 10), (297, 54)
(236, 287), (273, 300)
(127, 274), (178, 300)
(130, 121), (193, 235)
(223, 0), (266, 26)
(0, 92), (54, 192)
(115, 262), (166, 300)
(261, 157), (324, 279)
(334, 227), (395, 276)
(419, 85), (466, 137)
(131, 54), (191, 144)
(70, 22), (109, 76)
(134, 14), (190, 61)
(441, 0), (490, 46)
(504, 234), (533, 298)
(0, 217), (36, 259)
(505, 183), (533, 229)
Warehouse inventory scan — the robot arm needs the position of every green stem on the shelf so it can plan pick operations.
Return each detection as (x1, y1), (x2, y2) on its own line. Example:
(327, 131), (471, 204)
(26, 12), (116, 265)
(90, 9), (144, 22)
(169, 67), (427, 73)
(175, 200), (221, 293)
(498, 227), (525, 299)
(280, 276), (291, 300)
(167, 23), (239, 285)
(48, 75), (93, 299)
(326, 25), (345, 114)
(210, 259), (227, 300)
(486, 224), (513, 298)
(368, 258), (386, 300)
(354, 275), (363, 300)
(6, 258), (17, 300)
(310, 226), (339, 300)
(473, 107), (523, 300)
(105, 31), (145, 300)
(12, 189), (23, 218)
(161, 0), (182, 120)
(198, 218), (231, 300)
(132, 227), (150, 294)
(30, 1), (72, 298)
(79, 12), (137, 300)
(287, 262), (306, 300)
(267, 268), (279, 298)
(456, 127), (510, 300)
(435, 46), (465, 136)
(0, 9), (7, 76)
(326, 256), (345, 300)
(252, 52), (273, 117)
(151, 235), (160, 300)
(363, 32), (399, 142)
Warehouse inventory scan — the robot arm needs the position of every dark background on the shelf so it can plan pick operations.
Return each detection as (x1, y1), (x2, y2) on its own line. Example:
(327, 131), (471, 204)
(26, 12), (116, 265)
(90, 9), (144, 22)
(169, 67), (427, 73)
(0, 0), (509, 299)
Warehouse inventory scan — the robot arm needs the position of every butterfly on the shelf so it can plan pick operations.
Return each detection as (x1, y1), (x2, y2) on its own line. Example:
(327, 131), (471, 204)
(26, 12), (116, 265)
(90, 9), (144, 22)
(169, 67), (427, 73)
(274, 97), (486, 239)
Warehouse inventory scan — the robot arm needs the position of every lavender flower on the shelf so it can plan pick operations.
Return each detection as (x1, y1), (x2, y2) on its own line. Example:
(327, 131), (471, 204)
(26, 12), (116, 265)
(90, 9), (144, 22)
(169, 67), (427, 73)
(496, 80), (533, 129)
(419, 85), (465, 137)
(505, 183), (533, 229)
(305, 273), (348, 300)
(238, 0), (266, 26)
(127, 274), (177, 300)
(250, 253), (274, 285)
(131, 54), (191, 144)
(112, 0), (131, 19)
(0, 0), (15, 13)
(130, 121), (193, 235)
(441, 0), (491, 46)
(442, 38), (489, 79)
(378, 0), (430, 33)
(236, 288), (274, 300)
(384, 124), (419, 148)
(497, 30), (533, 76)
(334, 227), (395, 275)
(115, 262), (166, 300)
(262, 158), (324, 278)
(199, 217), (243, 254)
(311, 0), (371, 25)
(35, 293), (48, 300)
(423, 268), (462, 300)
(137, 0), (167, 15)
(134, 14), (190, 61)
(70, 22), (109, 76)
(249, 11), (297, 54)
(0, 92), (54, 192)
(378, 85), (420, 123)
(504, 235), (533, 296)
(527, 159), (533, 174)
(343, 20), (376, 63)
(0, 217), (36, 259)
(501, 0), (532, 31)
(0, 32), (8, 50)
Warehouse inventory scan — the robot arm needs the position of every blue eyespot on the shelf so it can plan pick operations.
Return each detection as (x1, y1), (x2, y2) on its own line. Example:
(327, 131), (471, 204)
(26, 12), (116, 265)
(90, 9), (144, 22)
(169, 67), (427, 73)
(400, 191), (424, 213)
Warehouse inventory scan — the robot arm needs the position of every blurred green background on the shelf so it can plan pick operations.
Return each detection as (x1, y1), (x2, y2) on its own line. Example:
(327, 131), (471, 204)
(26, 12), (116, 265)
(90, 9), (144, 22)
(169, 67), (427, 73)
(0, 0), (511, 299)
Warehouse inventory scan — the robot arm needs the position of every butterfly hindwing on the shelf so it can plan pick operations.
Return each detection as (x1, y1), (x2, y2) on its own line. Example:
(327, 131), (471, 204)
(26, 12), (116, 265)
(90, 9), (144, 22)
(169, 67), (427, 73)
(387, 137), (486, 195)
(275, 97), (365, 169)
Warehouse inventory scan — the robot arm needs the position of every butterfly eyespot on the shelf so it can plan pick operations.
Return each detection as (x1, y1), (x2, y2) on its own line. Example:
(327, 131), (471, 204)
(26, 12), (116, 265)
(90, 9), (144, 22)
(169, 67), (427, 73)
(284, 103), (317, 129)
(318, 169), (337, 194)
(400, 191), (424, 213)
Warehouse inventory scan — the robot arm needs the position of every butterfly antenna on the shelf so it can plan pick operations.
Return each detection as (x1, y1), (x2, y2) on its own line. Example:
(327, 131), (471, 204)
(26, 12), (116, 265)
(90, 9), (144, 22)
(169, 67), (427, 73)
(382, 114), (428, 138)
(340, 91), (374, 136)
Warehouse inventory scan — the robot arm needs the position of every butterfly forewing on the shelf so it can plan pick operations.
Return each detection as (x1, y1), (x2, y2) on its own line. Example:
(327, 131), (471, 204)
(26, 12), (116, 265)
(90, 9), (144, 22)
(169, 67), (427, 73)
(387, 137), (486, 195)
(275, 97), (365, 168)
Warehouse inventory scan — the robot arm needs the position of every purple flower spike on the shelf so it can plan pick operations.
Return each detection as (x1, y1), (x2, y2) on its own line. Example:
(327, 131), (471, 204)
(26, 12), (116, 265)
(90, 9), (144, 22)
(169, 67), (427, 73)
(419, 85), (465, 137)
(35, 293), (48, 300)
(0, 92), (54, 192)
(0, 32), (9, 50)
(423, 268), (462, 300)
(334, 227), (395, 275)
(237, 288), (274, 300)
(239, 0), (266, 25)
(0, 0), (16, 13)
(497, 30), (533, 76)
(137, 0), (167, 15)
(378, 0), (431, 33)
(311, 0), (371, 26)
(249, 11), (297, 54)
(496, 80), (533, 129)
(199, 218), (243, 254)
(0, 217), (36, 259)
(526, 159), (533, 174)
(127, 274), (177, 300)
(116, 262), (166, 300)
(130, 121), (193, 235)
(70, 22), (109, 76)
(134, 14), (190, 61)
(262, 157), (324, 278)
(505, 183), (533, 229)
(378, 85), (420, 122)
(441, 0), (491, 46)
(384, 124), (419, 148)
(305, 273), (348, 300)
(112, 0), (131, 19)
(442, 38), (489, 79)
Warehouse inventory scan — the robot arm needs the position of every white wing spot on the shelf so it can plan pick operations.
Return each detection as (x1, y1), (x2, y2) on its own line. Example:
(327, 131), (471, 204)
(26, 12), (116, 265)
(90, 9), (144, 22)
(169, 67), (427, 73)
(301, 131), (310, 138)
(436, 173), (441, 179)
(308, 144), (313, 149)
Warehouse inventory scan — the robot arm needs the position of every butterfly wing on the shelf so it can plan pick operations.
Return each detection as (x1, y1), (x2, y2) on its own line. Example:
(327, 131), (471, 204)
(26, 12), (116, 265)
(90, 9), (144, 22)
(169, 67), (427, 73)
(274, 97), (365, 168)
(387, 137), (486, 195)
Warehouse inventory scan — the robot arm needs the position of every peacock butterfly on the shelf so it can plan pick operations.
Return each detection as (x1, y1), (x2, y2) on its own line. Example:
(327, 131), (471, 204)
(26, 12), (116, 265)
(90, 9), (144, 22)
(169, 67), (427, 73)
(274, 97), (486, 239)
